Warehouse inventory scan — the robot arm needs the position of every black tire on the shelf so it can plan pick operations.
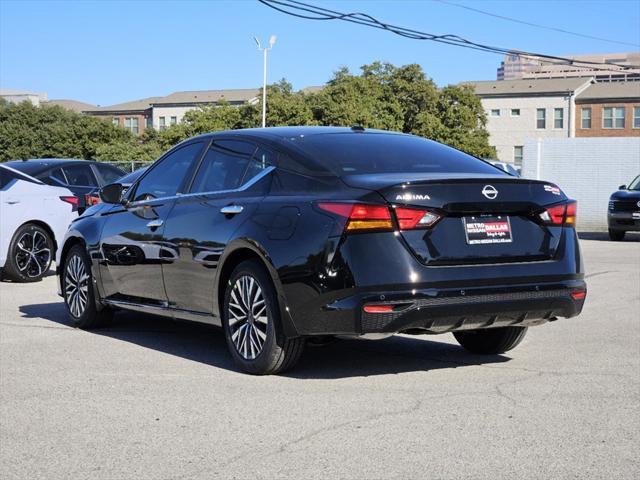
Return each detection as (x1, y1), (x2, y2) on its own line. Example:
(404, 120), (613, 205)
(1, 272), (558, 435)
(62, 244), (112, 329)
(3, 223), (53, 282)
(608, 229), (625, 241)
(222, 260), (304, 375)
(453, 326), (528, 355)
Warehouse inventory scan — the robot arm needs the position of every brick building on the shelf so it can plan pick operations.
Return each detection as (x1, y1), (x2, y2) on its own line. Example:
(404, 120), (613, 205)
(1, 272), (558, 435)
(575, 82), (640, 137)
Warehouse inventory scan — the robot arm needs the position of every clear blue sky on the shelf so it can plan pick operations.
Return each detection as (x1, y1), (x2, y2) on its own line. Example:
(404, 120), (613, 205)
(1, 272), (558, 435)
(1, 0), (638, 106)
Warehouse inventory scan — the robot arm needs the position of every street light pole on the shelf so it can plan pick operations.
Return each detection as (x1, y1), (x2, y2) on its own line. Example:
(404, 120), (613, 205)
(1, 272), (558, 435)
(254, 35), (276, 128)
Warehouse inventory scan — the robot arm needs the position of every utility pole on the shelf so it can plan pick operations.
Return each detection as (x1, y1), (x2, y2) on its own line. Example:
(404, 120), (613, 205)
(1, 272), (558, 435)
(253, 35), (277, 128)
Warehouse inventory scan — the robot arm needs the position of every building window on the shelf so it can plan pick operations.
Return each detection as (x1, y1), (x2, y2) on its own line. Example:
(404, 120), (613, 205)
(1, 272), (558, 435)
(112, 117), (119, 126)
(581, 108), (592, 129)
(603, 107), (625, 129)
(536, 108), (546, 129)
(159, 116), (166, 131)
(490, 109), (500, 117)
(554, 108), (564, 129)
(170, 116), (177, 126)
(124, 117), (139, 134)
(510, 109), (520, 116)
(513, 146), (524, 167)
(634, 107), (640, 129)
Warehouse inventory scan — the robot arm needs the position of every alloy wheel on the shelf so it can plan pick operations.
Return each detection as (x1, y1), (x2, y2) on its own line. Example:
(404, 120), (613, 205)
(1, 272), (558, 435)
(15, 230), (51, 278)
(228, 275), (269, 360)
(65, 255), (89, 318)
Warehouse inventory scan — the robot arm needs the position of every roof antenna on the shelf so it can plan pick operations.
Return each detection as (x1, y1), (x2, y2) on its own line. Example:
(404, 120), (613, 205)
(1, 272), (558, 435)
(351, 125), (365, 132)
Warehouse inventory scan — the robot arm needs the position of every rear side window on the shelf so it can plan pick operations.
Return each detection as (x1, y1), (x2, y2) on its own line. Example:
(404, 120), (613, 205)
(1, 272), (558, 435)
(96, 164), (125, 184)
(0, 168), (18, 189)
(190, 140), (257, 193)
(62, 164), (98, 187)
(242, 147), (275, 184)
(134, 142), (204, 200)
(294, 133), (502, 176)
(48, 168), (68, 186)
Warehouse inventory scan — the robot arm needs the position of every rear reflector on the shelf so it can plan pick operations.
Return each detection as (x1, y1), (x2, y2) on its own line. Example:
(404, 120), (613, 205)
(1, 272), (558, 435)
(318, 203), (393, 232)
(363, 304), (395, 313)
(59, 196), (79, 211)
(539, 201), (577, 227)
(571, 290), (586, 300)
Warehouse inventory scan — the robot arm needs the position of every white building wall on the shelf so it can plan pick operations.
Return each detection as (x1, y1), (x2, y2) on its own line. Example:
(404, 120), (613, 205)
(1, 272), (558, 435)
(481, 95), (571, 163)
(151, 106), (198, 130)
(522, 137), (640, 231)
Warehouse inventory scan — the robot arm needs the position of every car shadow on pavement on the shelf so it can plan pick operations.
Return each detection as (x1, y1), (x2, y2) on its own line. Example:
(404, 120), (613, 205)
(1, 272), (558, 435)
(19, 302), (510, 378)
(579, 231), (640, 242)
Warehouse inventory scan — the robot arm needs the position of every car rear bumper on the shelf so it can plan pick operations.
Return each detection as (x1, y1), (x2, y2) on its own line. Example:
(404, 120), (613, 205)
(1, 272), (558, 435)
(608, 212), (640, 231)
(291, 280), (586, 335)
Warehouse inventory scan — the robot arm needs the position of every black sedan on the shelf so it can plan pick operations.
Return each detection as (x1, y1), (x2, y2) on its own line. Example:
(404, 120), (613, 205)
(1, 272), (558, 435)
(56, 127), (586, 374)
(608, 175), (640, 241)
(4, 159), (125, 211)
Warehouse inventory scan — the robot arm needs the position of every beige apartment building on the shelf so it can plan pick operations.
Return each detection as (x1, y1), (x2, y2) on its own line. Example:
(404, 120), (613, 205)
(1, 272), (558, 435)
(497, 52), (640, 82)
(465, 78), (594, 165)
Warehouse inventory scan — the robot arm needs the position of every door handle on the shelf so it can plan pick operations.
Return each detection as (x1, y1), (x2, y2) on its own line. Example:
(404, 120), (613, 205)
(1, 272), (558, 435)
(146, 219), (164, 229)
(220, 205), (244, 215)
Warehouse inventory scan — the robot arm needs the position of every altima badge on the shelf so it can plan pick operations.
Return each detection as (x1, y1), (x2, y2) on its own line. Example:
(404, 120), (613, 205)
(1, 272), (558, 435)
(395, 193), (430, 201)
(482, 185), (498, 199)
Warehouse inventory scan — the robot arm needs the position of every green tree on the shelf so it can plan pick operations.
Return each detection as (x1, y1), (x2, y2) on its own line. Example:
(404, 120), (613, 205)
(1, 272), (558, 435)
(0, 99), (132, 161)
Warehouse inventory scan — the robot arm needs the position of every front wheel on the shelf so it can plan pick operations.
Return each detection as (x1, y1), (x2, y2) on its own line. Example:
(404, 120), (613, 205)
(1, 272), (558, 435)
(63, 244), (112, 329)
(3, 223), (53, 282)
(453, 327), (528, 355)
(222, 260), (304, 375)
(608, 229), (625, 241)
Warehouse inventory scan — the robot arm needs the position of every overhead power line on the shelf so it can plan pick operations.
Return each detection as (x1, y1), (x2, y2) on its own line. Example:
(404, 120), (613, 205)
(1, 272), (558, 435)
(258, 0), (640, 71)
(434, 0), (640, 48)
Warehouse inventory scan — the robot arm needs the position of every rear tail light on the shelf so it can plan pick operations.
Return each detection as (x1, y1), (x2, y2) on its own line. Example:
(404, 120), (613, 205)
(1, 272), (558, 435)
(318, 203), (393, 231)
(85, 193), (101, 207)
(318, 203), (442, 233)
(539, 201), (577, 227)
(394, 207), (442, 230)
(59, 195), (79, 211)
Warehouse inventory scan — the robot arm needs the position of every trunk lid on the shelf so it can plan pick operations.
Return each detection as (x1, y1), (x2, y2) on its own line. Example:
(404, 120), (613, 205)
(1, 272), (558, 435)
(342, 173), (568, 265)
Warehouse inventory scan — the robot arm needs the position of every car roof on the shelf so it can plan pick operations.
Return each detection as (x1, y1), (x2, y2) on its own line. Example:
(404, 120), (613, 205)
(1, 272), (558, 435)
(188, 126), (405, 143)
(4, 159), (125, 175)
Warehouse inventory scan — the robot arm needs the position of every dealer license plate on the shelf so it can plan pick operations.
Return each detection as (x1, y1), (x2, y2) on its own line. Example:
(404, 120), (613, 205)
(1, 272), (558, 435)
(463, 216), (513, 245)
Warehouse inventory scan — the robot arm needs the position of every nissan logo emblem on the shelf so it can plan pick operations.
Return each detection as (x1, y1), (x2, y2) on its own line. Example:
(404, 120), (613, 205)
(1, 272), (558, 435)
(637, 201), (640, 208)
(482, 185), (498, 200)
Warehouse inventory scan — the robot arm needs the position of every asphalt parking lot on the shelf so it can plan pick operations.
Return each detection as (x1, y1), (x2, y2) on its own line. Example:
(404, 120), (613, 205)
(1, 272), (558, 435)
(1, 234), (638, 480)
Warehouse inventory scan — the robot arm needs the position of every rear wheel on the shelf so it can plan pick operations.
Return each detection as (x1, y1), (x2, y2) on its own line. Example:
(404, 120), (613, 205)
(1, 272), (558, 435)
(608, 229), (625, 241)
(3, 223), (53, 282)
(222, 260), (304, 375)
(63, 244), (112, 329)
(453, 327), (527, 355)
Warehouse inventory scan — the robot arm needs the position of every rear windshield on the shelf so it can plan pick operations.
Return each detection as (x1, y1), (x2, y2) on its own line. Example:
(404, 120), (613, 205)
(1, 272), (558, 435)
(293, 133), (501, 176)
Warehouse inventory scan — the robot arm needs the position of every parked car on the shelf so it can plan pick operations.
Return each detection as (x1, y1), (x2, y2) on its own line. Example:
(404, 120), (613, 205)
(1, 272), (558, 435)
(608, 174), (640, 241)
(57, 127), (586, 374)
(84, 166), (149, 209)
(4, 159), (125, 212)
(487, 160), (520, 177)
(0, 164), (78, 282)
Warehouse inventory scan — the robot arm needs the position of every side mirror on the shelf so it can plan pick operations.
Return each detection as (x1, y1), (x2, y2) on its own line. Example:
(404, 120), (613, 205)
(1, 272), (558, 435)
(619, 184), (627, 190)
(99, 183), (124, 204)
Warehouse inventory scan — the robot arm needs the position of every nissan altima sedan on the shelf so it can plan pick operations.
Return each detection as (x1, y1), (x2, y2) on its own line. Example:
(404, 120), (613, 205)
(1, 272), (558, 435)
(56, 127), (586, 374)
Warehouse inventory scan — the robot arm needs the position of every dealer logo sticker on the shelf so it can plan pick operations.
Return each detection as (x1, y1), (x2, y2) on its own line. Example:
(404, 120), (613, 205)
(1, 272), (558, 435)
(481, 185), (498, 199)
(544, 184), (561, 195)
